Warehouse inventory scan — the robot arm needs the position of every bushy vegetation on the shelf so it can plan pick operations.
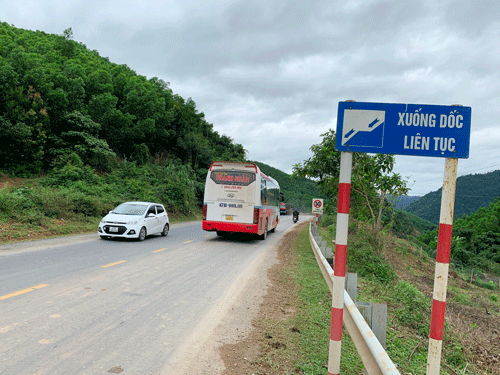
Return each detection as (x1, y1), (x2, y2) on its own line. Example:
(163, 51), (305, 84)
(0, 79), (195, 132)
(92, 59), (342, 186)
(316, 217), (500, 374)
(383, 207), (437, 239)
(344, 224), (397, 284)
(0, 159), (201, 244)
(419, 197), (500, 275)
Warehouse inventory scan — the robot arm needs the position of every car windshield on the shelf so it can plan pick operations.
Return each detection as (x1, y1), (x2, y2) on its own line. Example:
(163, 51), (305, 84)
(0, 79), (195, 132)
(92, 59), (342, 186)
(112, 203), (149, 215)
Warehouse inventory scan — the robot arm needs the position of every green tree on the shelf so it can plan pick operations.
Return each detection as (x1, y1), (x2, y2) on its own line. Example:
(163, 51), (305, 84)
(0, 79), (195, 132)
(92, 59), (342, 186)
(58, 27), (75, 58)
(47, 111), (115, 170)
(293, 129), (409, 234)
(0, 86), (48, 175)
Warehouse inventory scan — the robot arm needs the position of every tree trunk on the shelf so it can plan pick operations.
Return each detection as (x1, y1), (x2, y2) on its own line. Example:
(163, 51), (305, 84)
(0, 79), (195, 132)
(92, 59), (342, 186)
(374, 192), (386, 234)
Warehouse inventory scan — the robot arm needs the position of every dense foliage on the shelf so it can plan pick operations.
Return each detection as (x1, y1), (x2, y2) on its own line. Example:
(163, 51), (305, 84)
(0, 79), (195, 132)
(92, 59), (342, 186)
(252, 161), (324, 212)
(406, 170), (500, 224)
(0, 23), (322, 233)
(419, 197), (500, 275)
(0, 23), (245, 178)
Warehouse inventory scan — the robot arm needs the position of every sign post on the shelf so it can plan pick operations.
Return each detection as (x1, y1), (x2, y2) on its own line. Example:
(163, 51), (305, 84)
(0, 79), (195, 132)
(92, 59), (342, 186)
(330, 101), (471, 375)
(427, 158), (457, 374)
(312, 198), (324, 225)
(328, 153), (352, 375)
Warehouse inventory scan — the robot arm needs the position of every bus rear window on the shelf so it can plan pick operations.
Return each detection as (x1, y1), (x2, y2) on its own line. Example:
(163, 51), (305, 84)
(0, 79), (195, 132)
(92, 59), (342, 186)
(210, 170), (256, 186)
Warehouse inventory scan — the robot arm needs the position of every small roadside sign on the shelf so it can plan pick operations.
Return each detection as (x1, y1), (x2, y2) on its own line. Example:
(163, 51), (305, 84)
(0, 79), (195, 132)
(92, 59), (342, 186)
(335, 101), (471, 158)
(312, 198), (324, 214)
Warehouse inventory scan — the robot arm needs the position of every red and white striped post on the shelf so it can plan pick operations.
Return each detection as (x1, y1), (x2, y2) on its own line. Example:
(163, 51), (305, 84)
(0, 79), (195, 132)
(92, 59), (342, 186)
(427, 158), (458, 374)
(328, 151), (352, 375)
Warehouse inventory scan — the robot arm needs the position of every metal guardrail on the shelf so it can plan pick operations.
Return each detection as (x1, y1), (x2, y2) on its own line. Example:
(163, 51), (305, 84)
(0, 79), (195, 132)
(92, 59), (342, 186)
(309, 222), (400, 375)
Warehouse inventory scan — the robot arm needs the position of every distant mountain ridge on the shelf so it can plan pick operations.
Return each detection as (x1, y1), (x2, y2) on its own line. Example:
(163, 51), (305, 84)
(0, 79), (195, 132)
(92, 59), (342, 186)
(388, 195), (421, 210)
(405, 169), (500, 224)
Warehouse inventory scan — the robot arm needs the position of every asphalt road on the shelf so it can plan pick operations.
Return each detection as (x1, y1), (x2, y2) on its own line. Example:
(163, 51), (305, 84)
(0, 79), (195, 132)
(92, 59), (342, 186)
(0, 216), (298, 375)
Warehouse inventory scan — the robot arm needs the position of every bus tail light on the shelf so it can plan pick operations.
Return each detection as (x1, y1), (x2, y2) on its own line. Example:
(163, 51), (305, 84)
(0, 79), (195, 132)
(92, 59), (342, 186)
(202, 204), (207, 220)
(253, 208), (260, 224)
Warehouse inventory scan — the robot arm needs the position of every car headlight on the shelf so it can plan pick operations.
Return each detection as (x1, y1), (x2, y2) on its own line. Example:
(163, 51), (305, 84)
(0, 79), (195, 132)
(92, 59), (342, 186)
(127, 219), (139, 225)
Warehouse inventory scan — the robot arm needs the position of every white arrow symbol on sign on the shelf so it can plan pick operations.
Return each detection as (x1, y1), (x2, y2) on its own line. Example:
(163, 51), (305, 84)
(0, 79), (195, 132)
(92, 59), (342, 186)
(342, 109), (385, 145)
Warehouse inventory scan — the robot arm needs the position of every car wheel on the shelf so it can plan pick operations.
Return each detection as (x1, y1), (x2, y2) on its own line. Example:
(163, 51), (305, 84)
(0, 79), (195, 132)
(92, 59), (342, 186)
(138, 227), (147, 241)
(161, 223), (169, 237)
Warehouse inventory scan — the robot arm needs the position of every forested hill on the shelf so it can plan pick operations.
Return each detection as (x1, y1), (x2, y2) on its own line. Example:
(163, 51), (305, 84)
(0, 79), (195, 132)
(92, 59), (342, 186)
(0, 23), (244, 177)
(0, 22), (321, 219)
(252, 161), (324, 212)
(406, 169), (500, 224)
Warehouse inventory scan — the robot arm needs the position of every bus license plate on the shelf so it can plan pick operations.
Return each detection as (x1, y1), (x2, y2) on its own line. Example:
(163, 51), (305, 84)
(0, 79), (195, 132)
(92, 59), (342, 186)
(225, 215), (234, 221)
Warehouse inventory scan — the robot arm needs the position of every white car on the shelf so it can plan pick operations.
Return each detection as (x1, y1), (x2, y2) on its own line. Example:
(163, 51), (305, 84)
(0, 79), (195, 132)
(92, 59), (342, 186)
(98, 202), (169, 241)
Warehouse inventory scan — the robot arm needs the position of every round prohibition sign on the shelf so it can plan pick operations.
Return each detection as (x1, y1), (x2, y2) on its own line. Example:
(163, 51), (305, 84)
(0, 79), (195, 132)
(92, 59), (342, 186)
(313, 200), (322, 209)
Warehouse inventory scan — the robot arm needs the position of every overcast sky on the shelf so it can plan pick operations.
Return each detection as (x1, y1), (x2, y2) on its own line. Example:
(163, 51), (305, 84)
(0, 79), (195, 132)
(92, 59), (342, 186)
(2, 0), (500, 196)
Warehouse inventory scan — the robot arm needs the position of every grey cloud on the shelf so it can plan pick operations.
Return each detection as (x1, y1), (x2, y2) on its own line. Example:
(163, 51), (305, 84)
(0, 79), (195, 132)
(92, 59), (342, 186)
(1, 0), (499, 195)
(443, 0), (500, 38)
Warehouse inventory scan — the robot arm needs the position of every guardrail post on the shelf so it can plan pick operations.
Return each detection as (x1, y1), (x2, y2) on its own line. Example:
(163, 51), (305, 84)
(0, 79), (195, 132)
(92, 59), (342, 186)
(325, 246), (333, 261)
(346, 273), (358, 304)
(372, 303), (387, 349)
(320, 241), (327, 257)
(357, 301), (372, 327)
(346, 273), (387, 349)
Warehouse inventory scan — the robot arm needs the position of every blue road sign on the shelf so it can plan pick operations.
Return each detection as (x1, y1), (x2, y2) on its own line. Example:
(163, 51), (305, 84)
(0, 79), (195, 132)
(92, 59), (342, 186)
(335, 101), (471, 158)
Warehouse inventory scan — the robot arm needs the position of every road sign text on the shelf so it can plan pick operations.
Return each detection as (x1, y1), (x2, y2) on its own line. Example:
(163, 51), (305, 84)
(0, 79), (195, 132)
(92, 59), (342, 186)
(336, 101), (471, 158)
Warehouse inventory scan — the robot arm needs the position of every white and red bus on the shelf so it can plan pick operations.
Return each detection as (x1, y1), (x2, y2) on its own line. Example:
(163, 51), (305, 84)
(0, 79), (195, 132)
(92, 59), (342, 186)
(202, 161), (281, 239)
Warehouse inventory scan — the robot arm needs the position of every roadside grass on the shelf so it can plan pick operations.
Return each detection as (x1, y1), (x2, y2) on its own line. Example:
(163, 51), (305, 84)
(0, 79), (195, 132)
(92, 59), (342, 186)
(255, 224), (364, 374)
(256, 219), (499, 374)
(0, 176), (201, 245)
(317, 221), (500, 374)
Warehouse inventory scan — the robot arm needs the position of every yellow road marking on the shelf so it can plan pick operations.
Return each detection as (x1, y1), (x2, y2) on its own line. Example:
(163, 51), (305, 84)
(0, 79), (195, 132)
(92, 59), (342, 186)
(183, 240), (193, 244)
(152, 248), (167, 253)
(0, 284), (49, 300)
(101, 260), (126, 268)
